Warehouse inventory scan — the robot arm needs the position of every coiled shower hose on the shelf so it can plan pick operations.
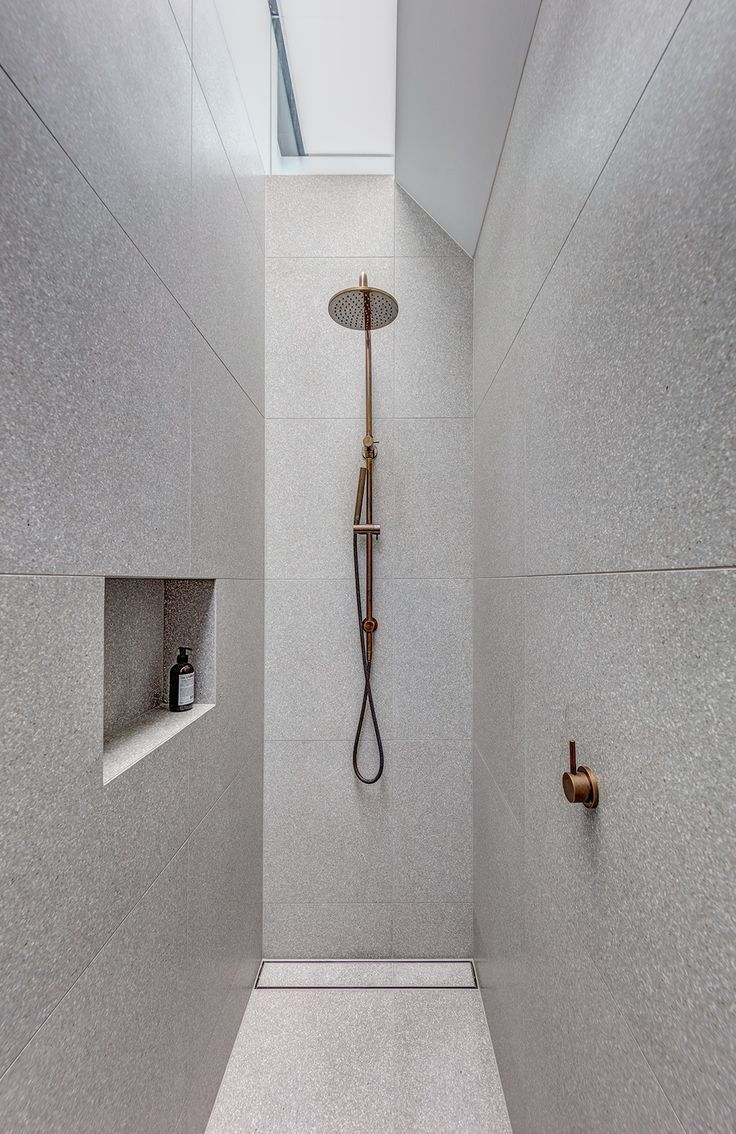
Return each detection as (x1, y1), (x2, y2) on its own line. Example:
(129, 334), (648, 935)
(352, 531), (384, 783)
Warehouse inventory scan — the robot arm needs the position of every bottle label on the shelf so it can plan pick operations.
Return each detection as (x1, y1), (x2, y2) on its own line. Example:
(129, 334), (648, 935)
(178, 672), (195, 706)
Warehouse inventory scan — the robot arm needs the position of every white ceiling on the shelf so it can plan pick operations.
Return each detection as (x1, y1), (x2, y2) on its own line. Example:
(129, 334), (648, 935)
(279, 0), (397, 156)
(395, 0), (541, 255)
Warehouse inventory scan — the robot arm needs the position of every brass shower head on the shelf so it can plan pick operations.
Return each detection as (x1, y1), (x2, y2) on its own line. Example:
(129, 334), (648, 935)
(328, 273), (398, 330)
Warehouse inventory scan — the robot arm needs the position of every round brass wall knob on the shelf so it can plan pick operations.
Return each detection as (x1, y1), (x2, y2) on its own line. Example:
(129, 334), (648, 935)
(562, 742), (599, 809)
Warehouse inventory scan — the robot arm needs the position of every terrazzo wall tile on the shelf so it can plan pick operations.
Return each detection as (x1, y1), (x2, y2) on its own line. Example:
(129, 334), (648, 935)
(190, 337), (264, 580)
(264, 742), (391, 904)
(522, 0), (736, 576)
(0, 854), (189, 1134)
(192, 0), (264, 246)
(394, 256), (473, 417)
(472, 0), (736, 1128)
(385, 580), (472, 741)
(264, 178), (473, 953)
(192, 79), (264, 410)
(392, 903), (473, 959)
(394, 185), (466, 259)
(266, 175), (394, 257)
(263, 902), (393, 959)
(472, 0), (692, 408)
(0, 0), (191, 304)
(390, 742), (471, 903)
(1, 1), (264, 1123)
(523, 569), (736, 1133)
(0, 70), (191, 578)
(265, 257), (394, 419)
(388, 418), (473, 579)
(473, 578), (524, 826)
(103, 577), (165, 737)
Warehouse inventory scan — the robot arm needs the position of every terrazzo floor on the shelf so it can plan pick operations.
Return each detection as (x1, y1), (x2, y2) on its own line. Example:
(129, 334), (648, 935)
(205, 961), (512, 1133)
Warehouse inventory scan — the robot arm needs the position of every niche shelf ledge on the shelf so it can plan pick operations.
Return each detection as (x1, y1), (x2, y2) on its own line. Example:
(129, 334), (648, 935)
(103, 702), (214, 785)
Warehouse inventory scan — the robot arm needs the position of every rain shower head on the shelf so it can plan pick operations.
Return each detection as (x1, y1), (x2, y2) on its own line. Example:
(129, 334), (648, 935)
(328, 275), (398, 331)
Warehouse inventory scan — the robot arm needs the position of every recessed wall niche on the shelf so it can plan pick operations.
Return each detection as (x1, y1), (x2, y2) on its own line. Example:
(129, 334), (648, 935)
(102, 578), (216, 783)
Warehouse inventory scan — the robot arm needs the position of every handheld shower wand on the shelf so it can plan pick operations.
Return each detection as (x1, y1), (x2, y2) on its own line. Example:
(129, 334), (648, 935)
(328, 273), (399, 783)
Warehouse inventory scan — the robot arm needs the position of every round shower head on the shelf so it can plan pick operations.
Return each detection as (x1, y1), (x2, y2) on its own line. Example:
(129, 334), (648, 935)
(328, 280), (398, 330)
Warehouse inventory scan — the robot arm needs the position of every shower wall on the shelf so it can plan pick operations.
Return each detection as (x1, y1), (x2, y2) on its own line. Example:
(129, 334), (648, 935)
(472, 0), (735, 1131)
(0, 2), (265, 1132)
(264, 178), (474, 957)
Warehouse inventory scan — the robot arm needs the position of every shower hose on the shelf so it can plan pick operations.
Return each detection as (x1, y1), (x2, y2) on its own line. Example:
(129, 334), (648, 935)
(352, 530), (384, 783)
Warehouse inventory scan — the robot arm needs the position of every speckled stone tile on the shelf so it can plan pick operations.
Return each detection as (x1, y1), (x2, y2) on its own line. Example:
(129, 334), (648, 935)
(394, 186), (465, 259)
(192, 79), (264, 410)
(472, 0), (691, 408)
(521, 0), (736, 575)
(264, 741), (391, 903)
(394, 256), (473, 418)
(386, 418), (472, 580)
(191, 336), (264, 580)
(390, 741), (471, 903)
(392, 903), (473, 959)
(0, 70), (191, 577)
(0, 0), (192, 303)
(206, 990), (395, 1132)
(473, 356), (525, 580)
(169, 0), (192, 51)
(265, 257), (394, 419)
(192, 0), (265, 246)
(205, 987), (511, 1132)
(393, 990), (512, 1133)
(0, 854), (188, 1134)
(384, 580), (472, 740)
(263, 903), (392, 959)
(103, 577), (165, 738)
(473, 579), (524, 826)
(523, 567), (735, 1132)
(266, 175), (394, 258)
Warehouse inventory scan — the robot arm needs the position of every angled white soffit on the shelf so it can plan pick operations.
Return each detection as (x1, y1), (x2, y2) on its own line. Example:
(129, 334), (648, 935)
(395, 0), (541, 256)
(278, 0), (397, 158)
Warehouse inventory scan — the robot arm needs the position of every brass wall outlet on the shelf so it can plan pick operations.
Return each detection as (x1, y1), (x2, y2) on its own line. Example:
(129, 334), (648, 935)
(562, 740), (599, 809)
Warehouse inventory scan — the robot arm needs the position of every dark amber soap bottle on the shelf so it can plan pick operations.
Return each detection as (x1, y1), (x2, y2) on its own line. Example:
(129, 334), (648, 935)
(169, 646), (195, 712)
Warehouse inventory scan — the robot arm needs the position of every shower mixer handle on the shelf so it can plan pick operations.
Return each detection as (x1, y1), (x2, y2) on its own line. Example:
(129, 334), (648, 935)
(562, 739), (599, 809)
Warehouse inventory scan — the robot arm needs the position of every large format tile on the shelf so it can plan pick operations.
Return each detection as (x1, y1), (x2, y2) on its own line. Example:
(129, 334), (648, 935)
(189, 579), (263, 825)
(183, 965), (253, 1134)
(393, 991), (512, 1134)
(266, 176), (394, 258)
(0, 574), (192, 1074)
(473, 355), (525, 580)
(266, 418), (390, 580)
(170, 0), (192, 50)
(265, 258), (394, 419)
(0, 71), (191, 576)
(385, 581), (472, 740)
(264, 742), (391, 903)
(265, 579), (390, 741)
(1, 0), (191, 304)
(394, 185), (465, 259)
(394, 257), (473, 417)
(387, 419), (472, 580)
(524, 568), (735, 1133)
(191, 337), (264, 579)
(473, 579), (524, 826)
(473, 747), (527, 1133)
(392, 903), (473, 959)
(187, 775), (258, 1091)
(192, 0), (265, 245)
(192, 79), (264, 410)
(523, 881), (684, 1134)
(473, 0), (691, 407)
(263, 902), (392, 959)
(521, 0), (736, 574)
(391, 742), (471, 903)
(0, 854), (188, 1134)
